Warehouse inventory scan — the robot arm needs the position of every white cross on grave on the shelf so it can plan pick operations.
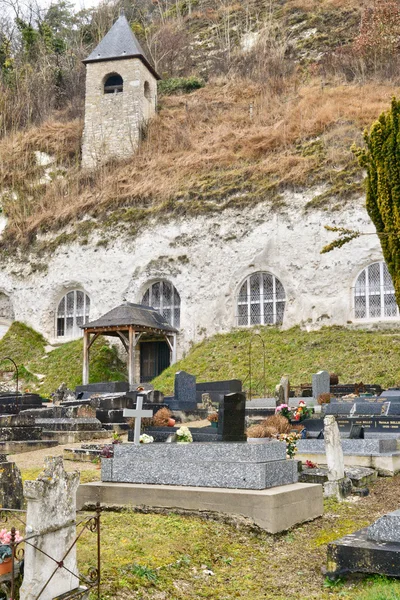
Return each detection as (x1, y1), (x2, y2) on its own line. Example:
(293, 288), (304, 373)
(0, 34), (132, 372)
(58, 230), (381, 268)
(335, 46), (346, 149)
(123, 395), (154, 445)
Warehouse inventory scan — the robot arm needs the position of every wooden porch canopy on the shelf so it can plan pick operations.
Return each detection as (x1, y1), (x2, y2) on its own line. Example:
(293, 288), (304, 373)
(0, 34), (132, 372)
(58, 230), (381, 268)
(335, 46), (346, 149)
(80, 302), (178, 387)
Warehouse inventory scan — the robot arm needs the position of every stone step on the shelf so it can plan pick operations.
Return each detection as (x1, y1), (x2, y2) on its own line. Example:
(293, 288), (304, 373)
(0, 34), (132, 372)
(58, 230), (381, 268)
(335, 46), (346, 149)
(299, 466), (377, 488)
(0, 426), (42, 441)
(43, 431), (110, 444)
(36, 418), (102, 431)
(0, 440), (58, 454)
(297, 438), (397, 455)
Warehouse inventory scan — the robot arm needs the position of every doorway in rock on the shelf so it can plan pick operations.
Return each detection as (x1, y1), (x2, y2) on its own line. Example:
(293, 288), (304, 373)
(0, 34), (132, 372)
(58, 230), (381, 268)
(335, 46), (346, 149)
(140, 341), (170, 382)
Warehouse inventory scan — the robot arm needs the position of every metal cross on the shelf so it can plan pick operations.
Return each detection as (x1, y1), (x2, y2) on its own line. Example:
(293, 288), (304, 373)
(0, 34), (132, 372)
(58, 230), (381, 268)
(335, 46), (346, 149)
(123, 395), (153, 445)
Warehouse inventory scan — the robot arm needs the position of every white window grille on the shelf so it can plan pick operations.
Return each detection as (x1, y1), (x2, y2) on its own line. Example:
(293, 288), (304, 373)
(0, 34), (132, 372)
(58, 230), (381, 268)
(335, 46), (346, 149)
(237, 272), (286, 327)
(142, 281), (181, 328)
(354, 262), (399, 319)
(56, 291), (90, 339)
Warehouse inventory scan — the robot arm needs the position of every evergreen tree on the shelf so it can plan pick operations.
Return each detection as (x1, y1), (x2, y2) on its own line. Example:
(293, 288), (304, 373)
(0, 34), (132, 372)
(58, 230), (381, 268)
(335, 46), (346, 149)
(354, 98), (400, 309)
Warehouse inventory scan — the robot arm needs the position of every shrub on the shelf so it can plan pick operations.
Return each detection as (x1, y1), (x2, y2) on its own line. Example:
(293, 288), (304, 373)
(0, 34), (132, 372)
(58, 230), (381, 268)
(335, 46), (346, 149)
(153, 407), (172, 426)
(246, 424), (267, 438)
(318, 393), (333, 405)
(158, 76), (205, 96)
(262, 414), (291, 434)
(207, 412), (218, 423)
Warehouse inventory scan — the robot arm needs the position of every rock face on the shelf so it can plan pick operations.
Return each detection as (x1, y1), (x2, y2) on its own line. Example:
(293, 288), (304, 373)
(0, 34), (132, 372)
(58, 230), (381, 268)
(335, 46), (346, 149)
(20, 457), (80, 600)
(0, 194), (388, 356)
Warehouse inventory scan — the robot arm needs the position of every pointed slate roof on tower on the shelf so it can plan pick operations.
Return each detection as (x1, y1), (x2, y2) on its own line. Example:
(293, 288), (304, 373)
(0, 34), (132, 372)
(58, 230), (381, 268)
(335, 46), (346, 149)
(83, 12), (160, 79)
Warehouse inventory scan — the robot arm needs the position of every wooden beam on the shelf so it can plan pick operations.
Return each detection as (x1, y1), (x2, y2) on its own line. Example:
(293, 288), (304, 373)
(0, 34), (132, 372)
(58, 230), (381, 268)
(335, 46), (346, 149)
(83, 330), (89, 385)
(87, 332), (101, 350)
(116, 331), (129, 352)
(128, 326), (135, 388)
(164, 333), (177, 365)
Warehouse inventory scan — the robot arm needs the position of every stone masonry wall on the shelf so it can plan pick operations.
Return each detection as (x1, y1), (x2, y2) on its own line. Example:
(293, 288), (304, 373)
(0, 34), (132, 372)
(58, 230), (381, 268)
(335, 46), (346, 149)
(81, 58), (157, 169)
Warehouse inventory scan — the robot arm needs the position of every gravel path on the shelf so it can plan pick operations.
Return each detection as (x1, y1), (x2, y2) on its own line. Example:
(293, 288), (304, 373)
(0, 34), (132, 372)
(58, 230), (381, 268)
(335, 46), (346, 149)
(8, 421), (210, 472)
(9, 438), (114, 472)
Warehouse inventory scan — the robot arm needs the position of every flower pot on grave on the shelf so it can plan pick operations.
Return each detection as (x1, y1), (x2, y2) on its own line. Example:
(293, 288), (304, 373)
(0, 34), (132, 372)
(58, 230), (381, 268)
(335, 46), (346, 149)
(167, 418), (176, 427)
(211, 422), (218, 429)
(0, 557), (12, 576)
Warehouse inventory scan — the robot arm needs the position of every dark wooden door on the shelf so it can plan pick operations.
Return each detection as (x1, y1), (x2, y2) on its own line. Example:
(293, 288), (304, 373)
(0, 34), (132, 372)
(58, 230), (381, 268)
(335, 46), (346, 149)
(140, 341), (170, 382)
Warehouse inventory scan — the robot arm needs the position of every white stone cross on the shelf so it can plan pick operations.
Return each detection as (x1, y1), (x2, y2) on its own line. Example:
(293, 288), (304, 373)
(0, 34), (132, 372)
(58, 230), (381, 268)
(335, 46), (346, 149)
(123, 395), (153, 445)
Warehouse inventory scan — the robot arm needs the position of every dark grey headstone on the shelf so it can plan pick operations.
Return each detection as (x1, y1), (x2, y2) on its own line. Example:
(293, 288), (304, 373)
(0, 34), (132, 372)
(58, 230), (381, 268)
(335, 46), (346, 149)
(196, 380), (242, 393)
(349, 425), (364, 439)
(174, 371), (196, 406)
(324, 403), (352, 416)
(75, 381), (129, 394)
(352, 403), (384, 416)
(218, 392), (246, 442)
(386, 402), (400, 416)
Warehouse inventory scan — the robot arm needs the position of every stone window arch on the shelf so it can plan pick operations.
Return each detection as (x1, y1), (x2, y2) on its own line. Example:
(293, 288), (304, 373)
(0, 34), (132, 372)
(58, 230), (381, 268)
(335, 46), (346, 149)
(142, 281), (181, 328)
(144, 81), (151, 100)
(354, 261), (399, 319)
(104, 73), (123, 94)
(237, 272), (286, 326)
(56, 290), (91, 339)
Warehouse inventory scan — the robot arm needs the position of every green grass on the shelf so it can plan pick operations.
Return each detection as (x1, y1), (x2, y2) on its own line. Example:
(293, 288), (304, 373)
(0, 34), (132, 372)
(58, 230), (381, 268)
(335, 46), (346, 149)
(0, 322), (127, 397)
(74, 496), (400, 600)
(32, 337), (127, 397)
(152, 325), (400, 396)
(15, 474), (400, 599)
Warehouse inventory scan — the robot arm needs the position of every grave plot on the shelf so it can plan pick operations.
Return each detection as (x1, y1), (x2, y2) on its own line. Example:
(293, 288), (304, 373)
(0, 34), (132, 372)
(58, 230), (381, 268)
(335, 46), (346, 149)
(327, 509), (400, 579)
(78, 391), (323, 533)
(0, 414), (58, 454)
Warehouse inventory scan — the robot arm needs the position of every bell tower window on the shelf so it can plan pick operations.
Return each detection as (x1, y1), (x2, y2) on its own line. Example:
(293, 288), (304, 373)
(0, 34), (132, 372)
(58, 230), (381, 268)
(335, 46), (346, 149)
(104, 74), (123, 94)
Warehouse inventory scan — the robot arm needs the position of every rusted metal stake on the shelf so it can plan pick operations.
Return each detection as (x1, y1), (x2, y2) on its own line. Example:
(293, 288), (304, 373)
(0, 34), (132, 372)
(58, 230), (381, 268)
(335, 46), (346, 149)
(10, 525), (15, 600)
(96, 502), (101, 599)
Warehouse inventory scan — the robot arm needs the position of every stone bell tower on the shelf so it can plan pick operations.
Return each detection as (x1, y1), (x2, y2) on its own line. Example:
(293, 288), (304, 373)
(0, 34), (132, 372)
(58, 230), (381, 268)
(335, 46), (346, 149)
(81, 11), (160, 169)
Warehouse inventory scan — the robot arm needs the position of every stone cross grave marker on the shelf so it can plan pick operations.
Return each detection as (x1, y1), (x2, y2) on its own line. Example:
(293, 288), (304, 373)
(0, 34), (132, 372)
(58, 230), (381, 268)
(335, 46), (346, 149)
(275, 383), (285, 407)
(280, 376), (290, 403)
(323, 415), (351, 500)
(20, 456), (80, 600)
(123, 394), (154, 445)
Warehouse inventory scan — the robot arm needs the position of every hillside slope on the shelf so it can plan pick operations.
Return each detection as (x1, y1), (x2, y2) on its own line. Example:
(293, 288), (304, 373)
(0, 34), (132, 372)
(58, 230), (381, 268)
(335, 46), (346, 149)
(152, 326), (400, 395)
(0, 0), (397, 259)
(0, 323), (127, 397)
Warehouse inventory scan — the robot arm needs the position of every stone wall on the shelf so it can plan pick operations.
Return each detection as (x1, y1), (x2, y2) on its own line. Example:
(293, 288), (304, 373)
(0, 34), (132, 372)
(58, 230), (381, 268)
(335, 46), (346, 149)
(0, 190), (396, 359)
(81, 58), (157, 168)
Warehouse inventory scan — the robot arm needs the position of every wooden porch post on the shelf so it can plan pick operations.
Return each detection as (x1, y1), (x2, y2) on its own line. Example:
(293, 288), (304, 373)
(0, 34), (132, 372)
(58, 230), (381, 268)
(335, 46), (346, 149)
(165, 333), (177, 366)
(128, 326), (135, 389)
(83, 330), (89, 385)
(171, 333), (177, 365)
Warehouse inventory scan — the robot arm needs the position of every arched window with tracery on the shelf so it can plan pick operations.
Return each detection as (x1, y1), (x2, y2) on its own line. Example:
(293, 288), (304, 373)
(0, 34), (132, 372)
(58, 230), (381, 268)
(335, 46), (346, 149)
(56, 290), (90, 339)
(104, 73), (123, 94)
(237, 272), (286, 326)
(354, 262), (399, 319)
(142, 281), (181, 328)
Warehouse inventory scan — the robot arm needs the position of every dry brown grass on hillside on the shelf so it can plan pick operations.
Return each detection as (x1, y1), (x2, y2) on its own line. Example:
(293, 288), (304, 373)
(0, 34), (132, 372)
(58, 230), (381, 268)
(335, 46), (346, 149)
(0, 120), (82, 189)
(0, 78), (397, 250)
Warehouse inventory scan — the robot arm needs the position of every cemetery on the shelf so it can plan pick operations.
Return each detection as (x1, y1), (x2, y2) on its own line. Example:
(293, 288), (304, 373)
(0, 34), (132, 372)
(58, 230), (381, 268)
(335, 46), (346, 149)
(2, 335), (400, 597)
(4, 1), (400, 596)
